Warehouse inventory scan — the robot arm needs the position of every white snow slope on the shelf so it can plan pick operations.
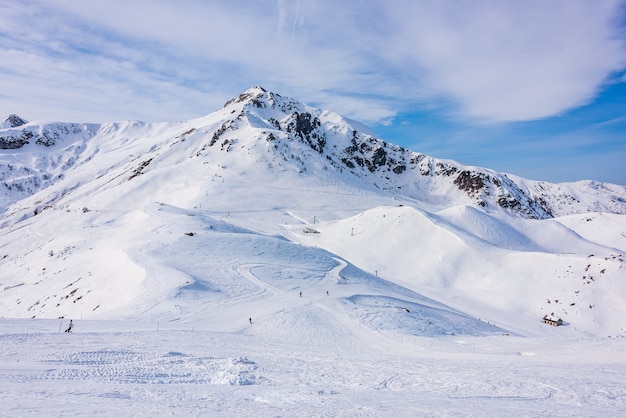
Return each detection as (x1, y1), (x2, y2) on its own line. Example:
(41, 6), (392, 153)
(0, 87), (625, 416)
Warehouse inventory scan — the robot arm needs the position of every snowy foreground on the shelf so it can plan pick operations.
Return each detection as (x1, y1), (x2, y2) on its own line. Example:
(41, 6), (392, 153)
(2, 317), (626, 416)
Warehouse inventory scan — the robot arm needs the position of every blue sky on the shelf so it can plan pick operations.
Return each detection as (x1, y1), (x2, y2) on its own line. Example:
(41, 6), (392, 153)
(1, 0), (625, 185)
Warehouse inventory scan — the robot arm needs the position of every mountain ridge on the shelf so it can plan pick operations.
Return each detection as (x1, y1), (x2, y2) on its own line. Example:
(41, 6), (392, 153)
(3, 85), (624, 221)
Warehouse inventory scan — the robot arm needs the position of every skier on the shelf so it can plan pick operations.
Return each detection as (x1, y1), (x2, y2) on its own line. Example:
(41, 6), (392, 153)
(299, 291), (302, 297)
(249, 317), (252, 324)
(65, 320), (73, 333)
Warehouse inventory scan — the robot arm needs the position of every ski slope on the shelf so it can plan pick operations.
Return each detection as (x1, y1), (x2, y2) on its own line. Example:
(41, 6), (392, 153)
(1, 198), (626, 416)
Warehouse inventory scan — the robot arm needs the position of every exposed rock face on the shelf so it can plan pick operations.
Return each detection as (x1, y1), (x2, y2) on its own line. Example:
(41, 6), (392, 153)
(0, 130), (33, 149)
(451, 170), (553, 218)
(3, 114), (28, 128)
(0, 115), (31, 148)
(339, 133), (407, 176)
(0, 124), (86, 150)
(283, 112), (326, 153)
(454, 171), (486, 193)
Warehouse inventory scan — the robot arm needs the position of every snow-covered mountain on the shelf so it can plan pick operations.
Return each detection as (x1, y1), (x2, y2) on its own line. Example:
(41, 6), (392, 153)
(2, 88), (625, 218)
(0, 86), (625, 338)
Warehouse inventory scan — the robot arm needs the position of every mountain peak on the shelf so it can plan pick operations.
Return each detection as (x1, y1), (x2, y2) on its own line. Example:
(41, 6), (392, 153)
(246, 85), (267, 94)
(223, 85), (269, 108)
(2, 114), (28, 129)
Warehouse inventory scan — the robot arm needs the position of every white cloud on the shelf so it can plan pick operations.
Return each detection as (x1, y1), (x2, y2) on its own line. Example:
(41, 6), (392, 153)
(379, 0), (626, 122)
(0, 0), (624, 125)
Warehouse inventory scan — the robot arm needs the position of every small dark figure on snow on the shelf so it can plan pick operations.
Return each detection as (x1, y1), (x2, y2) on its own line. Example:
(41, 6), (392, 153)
(249, 317), (252, 324)
(65, 320), (73, 333)
(299, 291), (302, 297)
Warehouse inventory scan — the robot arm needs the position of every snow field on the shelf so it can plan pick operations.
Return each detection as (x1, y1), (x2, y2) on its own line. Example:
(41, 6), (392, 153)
(2, 320), (626, 417)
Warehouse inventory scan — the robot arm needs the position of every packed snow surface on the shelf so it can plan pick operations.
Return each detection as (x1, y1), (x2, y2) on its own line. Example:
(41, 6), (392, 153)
(2, 319), (626, 417)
